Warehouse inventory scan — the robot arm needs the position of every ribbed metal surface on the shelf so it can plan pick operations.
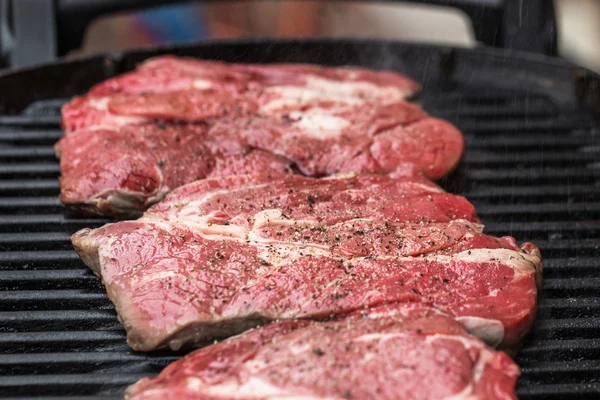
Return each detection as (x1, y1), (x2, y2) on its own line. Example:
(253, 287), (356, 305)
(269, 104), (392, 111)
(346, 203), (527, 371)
(0, 86), (598, 399)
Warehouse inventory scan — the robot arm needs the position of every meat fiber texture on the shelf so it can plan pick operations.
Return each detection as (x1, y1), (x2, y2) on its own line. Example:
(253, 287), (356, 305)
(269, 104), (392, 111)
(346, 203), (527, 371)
(57, 56), (464, 217)
(125, 303), (520, 400)
(72, 173), (542, 354)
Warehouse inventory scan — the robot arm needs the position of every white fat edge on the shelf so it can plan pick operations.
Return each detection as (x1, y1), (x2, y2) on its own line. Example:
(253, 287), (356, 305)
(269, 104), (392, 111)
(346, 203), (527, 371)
(455, 316), (504, 348)
(78, 126), (109, 132)
(166, 211), (373, 243)
(144, 166), (169, 204)
(364, 180), (444, 194)
(87, 186), (169, 213)
(353, 332), (411, 343)
(131, 270), (179, 287)
(409, 182), (446, 193)
(361, 304), (435, 320)
(323, 172), (357, 180)
(321, 173), (444, 194)
(349, 248), (539, 277)
(195, 218), (247, 239)
(359, 302), (458, 323)
(259, 75), (409, 112)
(252, 209), (319, 230)
(265, 75), (410, 106)
(110, 115), (150, 126)
(77, 120), (144, 132)
(141, 217), (247, 242)
(76, 116), (148, 129)
(162, 182), (272, 218)
(409, 218), (481, 235)
(100, 192), (154, 210)
(321, 217), (378, 230)
(185, 376), (335, 400)
(86, 97), (153, 124)
(471, 223), (484, 233)
(172, 210), (248, 239)
(143, 208), (320, 243)
(452, 248), (541, 276)
(286, 108), (351, 140)
(248, 232), (334, 268)
(88, 97), (110, 110)
(424, 333), (483, 352)
(168, 189), (237, 217)
(360, 352), (377, 365)
(303, 75), (410, 100)
(192, 79), (213, 89)
(260, 86), (363, 113)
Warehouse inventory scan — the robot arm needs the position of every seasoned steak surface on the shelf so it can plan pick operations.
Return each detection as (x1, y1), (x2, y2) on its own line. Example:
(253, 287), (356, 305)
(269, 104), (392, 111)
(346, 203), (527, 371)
(72, 173), (541, 352)
(58, 56), (463, 217)
(125, 303), (520, 400)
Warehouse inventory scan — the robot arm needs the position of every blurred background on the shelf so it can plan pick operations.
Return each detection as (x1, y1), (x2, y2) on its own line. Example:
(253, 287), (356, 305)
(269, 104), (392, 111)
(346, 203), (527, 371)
(73, 0), (599, 72)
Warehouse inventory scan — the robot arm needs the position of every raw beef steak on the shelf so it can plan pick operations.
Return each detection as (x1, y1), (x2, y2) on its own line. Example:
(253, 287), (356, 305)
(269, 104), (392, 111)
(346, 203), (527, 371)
(95, 56), (422, 99)
(208, 105), (462, 178)
(61, 88), (259, 132)
(61, 55), (423, 133)
(57, 56), (463, 216)
(72, 173), (542, 352)
(56, 99), (461, 217)
(62, 56), (420, 132)
(125, 303), (520, 400)
(56, 123), (292, 217)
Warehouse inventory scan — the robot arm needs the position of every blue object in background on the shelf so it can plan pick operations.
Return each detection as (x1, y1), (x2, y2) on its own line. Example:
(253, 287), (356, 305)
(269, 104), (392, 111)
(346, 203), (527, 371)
(136, 4), (209, 44)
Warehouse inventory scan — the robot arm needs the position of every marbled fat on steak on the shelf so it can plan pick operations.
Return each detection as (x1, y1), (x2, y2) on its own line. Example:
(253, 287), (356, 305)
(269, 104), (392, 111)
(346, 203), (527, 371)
(207, 102), (462, 179)
(72, 173), (541, 353)
(61, 56), (421, 132)
(125, 303), (520, 400)
(57, 56), (464, 217)
(55, 123), (292, 217)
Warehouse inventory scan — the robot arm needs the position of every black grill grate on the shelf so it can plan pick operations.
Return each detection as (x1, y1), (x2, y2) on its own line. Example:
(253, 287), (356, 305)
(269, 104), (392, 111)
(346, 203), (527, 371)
(0, 83), (599, 399)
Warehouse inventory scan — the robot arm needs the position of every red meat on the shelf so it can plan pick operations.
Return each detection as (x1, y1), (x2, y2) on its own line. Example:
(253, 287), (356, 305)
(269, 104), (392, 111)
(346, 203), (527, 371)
(58, 58), (462, 216)
(72, 173), (541, 352)
(125, 303), (520, 400)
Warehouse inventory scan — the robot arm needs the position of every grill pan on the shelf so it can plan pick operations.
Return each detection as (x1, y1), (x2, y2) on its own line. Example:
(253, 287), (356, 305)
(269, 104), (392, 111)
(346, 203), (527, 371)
(0, 39), (599, 399)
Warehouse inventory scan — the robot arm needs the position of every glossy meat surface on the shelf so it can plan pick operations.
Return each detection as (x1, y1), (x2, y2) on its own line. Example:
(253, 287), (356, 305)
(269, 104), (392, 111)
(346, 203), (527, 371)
(72, 173), (541, 352)
(58, 56), (464, 217)
(126, 303), (520, 400)
(56, 123), (291, 217)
